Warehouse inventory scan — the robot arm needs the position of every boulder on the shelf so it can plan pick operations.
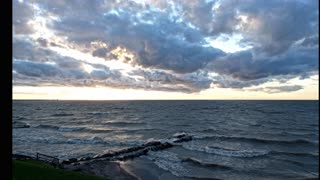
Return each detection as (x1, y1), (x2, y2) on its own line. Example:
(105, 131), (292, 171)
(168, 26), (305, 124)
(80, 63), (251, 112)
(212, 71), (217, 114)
(173, 135), (192, 143)
(144, 141), (161, 147)
(68, 158), (78, 163)
(62, 160), (70, 164)
(173, 132), (188, 138)
(100, 152), (116, 158)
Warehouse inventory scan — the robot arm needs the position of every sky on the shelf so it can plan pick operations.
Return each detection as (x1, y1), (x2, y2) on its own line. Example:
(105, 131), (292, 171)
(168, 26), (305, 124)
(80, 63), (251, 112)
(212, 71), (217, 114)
(13, 0), (319, 100)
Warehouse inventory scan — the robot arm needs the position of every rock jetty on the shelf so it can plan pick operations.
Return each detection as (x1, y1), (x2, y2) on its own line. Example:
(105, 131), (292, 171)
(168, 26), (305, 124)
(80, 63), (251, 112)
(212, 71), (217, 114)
(62, 132), (193, 165)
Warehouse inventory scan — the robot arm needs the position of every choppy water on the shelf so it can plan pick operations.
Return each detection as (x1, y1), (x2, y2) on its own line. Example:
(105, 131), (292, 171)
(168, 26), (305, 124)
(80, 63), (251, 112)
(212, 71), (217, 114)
(13, 100), (319, 179)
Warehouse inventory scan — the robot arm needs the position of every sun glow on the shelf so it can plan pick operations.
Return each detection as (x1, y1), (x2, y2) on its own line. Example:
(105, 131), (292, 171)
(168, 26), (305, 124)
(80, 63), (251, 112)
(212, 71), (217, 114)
(82, 64), (94, 73)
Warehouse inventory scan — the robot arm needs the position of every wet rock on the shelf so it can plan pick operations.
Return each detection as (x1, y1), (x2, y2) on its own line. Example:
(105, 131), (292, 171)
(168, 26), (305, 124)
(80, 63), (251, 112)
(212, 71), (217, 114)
(113, 151), (120, 156)
(173, 132), (188, 138)
(60, 134), (192, 165)
(142, 149), (149, 155)
(77, 157), (86, 161)
(68, 158), (78, 163)
(144, 141), (161, 147)
(159, 142), (173, 149)
(122, 154), (135, 160)
(118, 146), (145, 154)
(62, 160), (70, 164)
(93, 155), (101, 159)
(117, 156), (125, 161)
(173, 135), (192, 143)
(100, 152), (114, 158)
(73, 162), (80, 166)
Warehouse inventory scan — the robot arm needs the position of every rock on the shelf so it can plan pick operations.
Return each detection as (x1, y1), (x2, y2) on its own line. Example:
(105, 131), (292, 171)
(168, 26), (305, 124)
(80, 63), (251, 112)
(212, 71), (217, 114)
(62, 160), (70, 164)
(159, 142), (173, 149)
(68, 158), (78, 163)
(93, 155), (101, 159)
(100, 153), (114, 158)
(72, 162), (80, 166)
(140, 149), (149, 155)
(144, 141), (161, 147)
(113, 151), (120, 156)
(60, 136), (187, 165)
(173, 135), (192, 143)
(117, 156), (125, 161)
(149, 142), (173, 151)
(77, 157), (86, 161)
(173, 132), (188, 138)
(126, 146), (144, 152)
(122, 154), (135, 160)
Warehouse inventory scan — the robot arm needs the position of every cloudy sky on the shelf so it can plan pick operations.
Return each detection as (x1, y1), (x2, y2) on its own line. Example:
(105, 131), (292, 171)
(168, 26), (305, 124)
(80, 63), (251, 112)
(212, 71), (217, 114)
(13, 0), (318, 100)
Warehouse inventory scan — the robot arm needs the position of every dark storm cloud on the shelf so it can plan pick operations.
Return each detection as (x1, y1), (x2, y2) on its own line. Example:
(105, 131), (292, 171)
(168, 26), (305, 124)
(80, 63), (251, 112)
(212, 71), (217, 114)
(12, 33), (212, 92)
(12, 0), (319, 93)
(49, 6), (225, 73)
(179, 0), (319, 56)
(208, 46), (318, 83)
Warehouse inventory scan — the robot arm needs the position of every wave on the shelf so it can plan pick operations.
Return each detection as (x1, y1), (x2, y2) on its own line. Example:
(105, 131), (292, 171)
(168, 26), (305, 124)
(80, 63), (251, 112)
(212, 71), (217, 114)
(35, 136), (107, 145)
(275, 157), (318, 167)
(147, 151), (229, 178)
(51, 113), (74, 117)
(83, 128), (114, 133)
(253, 109), (285, 114)
(33, 136), (143, 146)
(58, 126), (86, 132)
(35, 124), (60, 129)
(147, 151), (189, 177)
(279, 131), (318, 137)
(124, 128), (160, 132)
(193, 135), (318, 146)
(34, 124), (114, 133)
(183, 143), (319, 159)
(101, 121), (146, 126)
(85, 112), (109, 116)
(182, 157), (232, 170)
(13, 116), (28, 120)
(269, 151), (319, 158)
(183, 144), (268, 158)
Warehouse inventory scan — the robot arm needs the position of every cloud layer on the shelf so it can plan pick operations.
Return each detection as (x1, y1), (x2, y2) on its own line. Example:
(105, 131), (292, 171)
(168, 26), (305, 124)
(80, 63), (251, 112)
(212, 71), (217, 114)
(13, 0), (319, 93)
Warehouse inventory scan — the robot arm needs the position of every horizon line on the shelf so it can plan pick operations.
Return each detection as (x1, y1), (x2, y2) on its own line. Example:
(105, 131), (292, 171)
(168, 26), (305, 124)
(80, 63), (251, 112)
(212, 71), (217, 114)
(12, 99), (319, 101)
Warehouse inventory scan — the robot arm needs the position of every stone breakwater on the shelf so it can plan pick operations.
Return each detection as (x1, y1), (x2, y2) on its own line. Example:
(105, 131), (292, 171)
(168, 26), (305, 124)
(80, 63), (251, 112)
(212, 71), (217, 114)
(62, 132), (193, 165)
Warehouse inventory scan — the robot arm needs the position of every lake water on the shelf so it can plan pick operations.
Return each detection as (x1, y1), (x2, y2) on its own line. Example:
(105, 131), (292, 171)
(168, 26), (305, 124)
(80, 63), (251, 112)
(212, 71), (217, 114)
(13, 100), (319, 179)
